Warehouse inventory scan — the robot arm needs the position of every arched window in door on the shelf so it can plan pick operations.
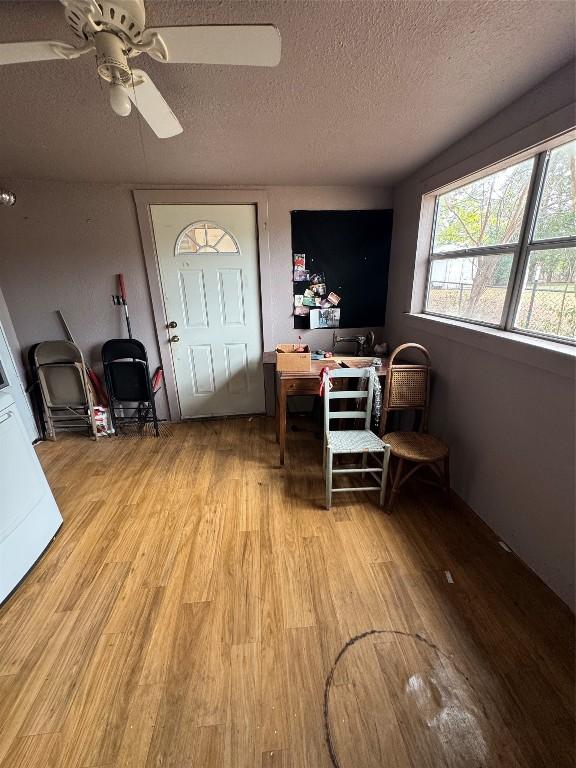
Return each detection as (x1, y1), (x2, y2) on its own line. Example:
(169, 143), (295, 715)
(175, 221), (240, 255)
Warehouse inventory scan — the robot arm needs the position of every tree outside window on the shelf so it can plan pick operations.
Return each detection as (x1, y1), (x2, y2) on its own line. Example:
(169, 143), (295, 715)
(425, 138), (576, 343)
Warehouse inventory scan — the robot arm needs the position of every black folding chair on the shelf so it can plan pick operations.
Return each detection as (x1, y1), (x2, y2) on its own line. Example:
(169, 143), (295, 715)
(101, 339), (159, 437)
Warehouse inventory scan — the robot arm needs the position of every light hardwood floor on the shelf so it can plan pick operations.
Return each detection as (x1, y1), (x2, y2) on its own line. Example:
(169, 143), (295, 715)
(0, 417), (574, 768)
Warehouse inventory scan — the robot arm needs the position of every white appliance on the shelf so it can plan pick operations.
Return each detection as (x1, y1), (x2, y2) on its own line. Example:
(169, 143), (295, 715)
(0, 372), (63, 605)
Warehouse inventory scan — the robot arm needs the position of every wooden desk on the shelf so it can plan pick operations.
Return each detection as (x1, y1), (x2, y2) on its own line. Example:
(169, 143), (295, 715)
(263, 352), (387, 465)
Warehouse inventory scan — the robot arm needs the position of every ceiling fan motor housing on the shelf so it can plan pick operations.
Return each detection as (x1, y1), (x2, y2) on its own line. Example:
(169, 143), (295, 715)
(95, 30), (132, 84)
(64, 0), (146, 47)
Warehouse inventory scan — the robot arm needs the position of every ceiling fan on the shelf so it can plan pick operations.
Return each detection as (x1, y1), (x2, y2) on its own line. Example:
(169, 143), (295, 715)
(0, 0), (281, 138)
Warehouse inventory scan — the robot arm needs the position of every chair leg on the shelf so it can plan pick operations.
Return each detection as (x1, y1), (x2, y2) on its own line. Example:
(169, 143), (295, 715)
(443, 455), (450, 492)
(325, 446), (333, 510)
(150, 397), (160, 438)
(387, 458), (404, 512)
(379, 446), (390, 508)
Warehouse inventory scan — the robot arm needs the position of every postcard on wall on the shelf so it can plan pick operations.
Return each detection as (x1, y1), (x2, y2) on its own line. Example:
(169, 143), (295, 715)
(309, 307), (341, 329)
(304, 288), (315, 298)
(294, 269), (310, 282)
(294, 294), (304, 307)
(293, 253), (306, 270)
(309, 272), (325, 285)
(327, 292), (341, 306)
(311, 283), (326, 296)
(302, 296), (316, 307)
(294, 305), (310, 316)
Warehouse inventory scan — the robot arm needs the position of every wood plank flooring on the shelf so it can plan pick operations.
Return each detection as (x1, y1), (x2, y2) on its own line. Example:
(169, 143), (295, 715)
(0, 417), (573, 767)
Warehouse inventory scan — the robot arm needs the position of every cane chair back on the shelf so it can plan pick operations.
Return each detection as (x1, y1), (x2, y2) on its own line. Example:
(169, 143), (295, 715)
(381, 343), (431, 433)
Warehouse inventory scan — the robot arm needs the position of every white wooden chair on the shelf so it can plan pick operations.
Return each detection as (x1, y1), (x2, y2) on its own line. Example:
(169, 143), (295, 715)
(323, 367), (390, 509)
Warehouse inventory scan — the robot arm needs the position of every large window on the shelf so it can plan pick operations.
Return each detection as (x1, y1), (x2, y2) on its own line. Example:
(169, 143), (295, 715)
(424, 138), (576, 344)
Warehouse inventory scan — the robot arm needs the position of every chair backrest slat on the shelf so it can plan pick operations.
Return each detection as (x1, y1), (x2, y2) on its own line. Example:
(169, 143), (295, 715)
(329, 390), (368, 399)
(328, 410), (368, 419)
(323, 366), (374, 432)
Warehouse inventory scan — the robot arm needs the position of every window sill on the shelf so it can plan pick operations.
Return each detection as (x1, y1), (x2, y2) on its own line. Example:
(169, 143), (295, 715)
(404, 313), (576, 378)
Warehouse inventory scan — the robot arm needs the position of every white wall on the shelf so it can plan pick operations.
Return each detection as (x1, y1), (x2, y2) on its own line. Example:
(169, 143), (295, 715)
(386, 63), (576, 609)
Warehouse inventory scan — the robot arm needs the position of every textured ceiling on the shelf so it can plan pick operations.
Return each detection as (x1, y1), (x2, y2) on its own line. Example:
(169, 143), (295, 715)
(0, 0), (574, 186)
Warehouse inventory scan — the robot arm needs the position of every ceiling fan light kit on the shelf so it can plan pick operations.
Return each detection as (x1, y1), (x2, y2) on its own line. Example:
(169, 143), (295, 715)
(0, 0), (281, 138)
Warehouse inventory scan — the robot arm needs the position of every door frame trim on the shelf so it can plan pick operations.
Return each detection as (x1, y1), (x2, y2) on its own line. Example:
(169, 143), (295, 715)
(133, 189), (272, 421)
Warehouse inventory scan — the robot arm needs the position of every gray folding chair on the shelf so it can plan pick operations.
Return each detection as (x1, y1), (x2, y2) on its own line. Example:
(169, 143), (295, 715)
(323, 367), (390, 509)
(34, 341), (98, 440)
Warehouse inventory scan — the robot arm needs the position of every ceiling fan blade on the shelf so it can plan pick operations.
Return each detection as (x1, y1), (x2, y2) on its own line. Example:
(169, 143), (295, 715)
(127, 69), (183, 139)
(0, 40), (79, 65)
(146, 24), (281, 67)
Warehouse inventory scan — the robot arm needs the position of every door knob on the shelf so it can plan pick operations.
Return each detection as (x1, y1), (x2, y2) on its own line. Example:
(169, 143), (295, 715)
(170, 335), (180, 343)
(168, 321), (178, 329)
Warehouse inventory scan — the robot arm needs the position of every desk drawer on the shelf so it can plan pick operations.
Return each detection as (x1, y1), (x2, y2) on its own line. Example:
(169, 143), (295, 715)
(282, 380), (320, 395)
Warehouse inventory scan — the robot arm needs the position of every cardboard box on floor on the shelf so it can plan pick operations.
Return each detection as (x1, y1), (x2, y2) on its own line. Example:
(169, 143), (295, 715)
(275, 344), (311, 372)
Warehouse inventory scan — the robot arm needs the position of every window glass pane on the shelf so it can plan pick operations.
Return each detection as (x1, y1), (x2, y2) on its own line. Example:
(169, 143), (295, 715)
(177, 233), (198, 253)
(533, 141), (576, 241)
(514, 247), (576, 341)
(193, 226), (207, 246)
(206, 227), (224, 246)
(433, 159), (533, 253)
(175, 222), (239, 255)
(217, 233), (239, 252)
(426, 253), (514, 324)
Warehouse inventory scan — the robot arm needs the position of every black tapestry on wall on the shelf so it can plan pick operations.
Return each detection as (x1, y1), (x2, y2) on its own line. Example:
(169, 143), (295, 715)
(291, 209), (393, 330)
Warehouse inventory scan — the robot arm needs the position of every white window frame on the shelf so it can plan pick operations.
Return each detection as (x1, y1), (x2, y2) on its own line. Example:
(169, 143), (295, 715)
(421, 133), (576, 347)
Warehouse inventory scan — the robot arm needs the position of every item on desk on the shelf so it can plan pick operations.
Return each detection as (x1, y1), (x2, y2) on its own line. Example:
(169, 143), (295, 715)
(311, 352), (324, 360)
(333, 329), (375, 357)
(372, 358), (382, 367)
(309, 272), (325, 285)
(293, 253), (306, 270)
(324, 351), (333, 358)
(293, 268), (310, 282)
(294, 294), (304, 307)
(294, 305), (310, 316)
(327, 291), (341, 306)
(310, 307), (340, 329)
(275, 343), (311, 372)
(374, 342), (388, 356)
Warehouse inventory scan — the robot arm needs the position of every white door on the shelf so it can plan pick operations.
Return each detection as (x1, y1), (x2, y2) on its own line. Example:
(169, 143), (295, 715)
(150, 204), (265, 418)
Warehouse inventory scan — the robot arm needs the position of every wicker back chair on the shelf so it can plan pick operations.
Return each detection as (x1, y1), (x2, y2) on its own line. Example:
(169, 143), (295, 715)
(381, 343), (449, 509)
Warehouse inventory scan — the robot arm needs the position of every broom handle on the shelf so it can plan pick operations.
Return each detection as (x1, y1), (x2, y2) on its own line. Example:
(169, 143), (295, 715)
(57, 309), (75, 344)
(118, 273), (127, 302)
(117, 273), (133, 339)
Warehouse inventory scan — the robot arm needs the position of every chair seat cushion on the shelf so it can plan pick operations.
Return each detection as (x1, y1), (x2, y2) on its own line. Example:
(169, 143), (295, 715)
(327, 429), (386, 453)
(382, 431), (448, 462)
